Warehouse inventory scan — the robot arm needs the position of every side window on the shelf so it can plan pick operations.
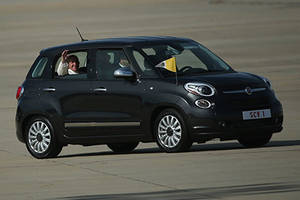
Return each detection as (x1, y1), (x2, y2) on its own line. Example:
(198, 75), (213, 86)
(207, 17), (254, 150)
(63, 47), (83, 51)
(31, 57), (48, 78)
(96, 49), (130, 80)
(54, 51), (88, 80)
(132, 50), (157, 77)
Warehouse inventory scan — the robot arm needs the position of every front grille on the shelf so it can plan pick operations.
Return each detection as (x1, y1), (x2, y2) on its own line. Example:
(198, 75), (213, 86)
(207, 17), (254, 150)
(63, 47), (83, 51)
(220, 93), (271, 110)
(231, 98), (270, 109)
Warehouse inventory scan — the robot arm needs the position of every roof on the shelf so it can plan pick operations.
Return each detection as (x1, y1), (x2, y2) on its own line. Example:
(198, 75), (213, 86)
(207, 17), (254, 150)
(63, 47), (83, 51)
(40, 36), (195, 55)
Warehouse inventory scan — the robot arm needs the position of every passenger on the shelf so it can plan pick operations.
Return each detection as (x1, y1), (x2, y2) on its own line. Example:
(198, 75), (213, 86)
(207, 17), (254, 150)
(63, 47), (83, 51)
(57, 50), (80, 76)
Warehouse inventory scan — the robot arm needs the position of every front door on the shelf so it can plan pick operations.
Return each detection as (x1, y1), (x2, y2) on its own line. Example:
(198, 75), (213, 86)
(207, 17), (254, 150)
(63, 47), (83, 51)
(86, 48), (145, 137)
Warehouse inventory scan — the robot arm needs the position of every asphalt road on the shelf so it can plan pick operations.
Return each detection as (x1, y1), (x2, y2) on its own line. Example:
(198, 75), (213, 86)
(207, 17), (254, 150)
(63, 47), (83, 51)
(0, 0), (300, 199)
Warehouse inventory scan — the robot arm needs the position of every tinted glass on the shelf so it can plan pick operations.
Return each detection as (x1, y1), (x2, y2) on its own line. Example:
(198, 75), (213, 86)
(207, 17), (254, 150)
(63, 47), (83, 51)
(133, 42), (233, 77)
(132, 50), (158, 77)
(96, 49), (131, 80)
(32, 57), (48, 78)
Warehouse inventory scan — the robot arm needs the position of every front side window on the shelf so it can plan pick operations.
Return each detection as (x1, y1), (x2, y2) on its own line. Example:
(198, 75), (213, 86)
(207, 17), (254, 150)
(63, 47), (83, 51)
(96, 49), (131, 80)
(132, 42), (233, 77)
(54, 51), (88, 80)
(132, 50), (158, 77)
(31, 57), (48, 78)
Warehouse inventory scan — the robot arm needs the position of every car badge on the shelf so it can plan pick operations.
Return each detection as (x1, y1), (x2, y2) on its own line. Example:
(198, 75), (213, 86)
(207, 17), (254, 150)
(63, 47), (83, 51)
(245, 87), (252, 95)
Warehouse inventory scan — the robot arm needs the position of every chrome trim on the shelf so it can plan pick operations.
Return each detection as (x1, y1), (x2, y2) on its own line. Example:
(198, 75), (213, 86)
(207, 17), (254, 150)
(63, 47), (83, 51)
(193, 126), (209, 129)
(43, 88), (56, 92)
(93, 88), (107, 92)
(195, 99), (212, 109)
(223, 88), (266, 94)
(184, 82), (216, 97)
(65, 122), (140, 128)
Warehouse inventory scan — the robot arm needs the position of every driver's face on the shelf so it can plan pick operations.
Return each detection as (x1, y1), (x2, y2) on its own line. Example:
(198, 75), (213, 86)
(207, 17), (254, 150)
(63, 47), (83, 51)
(120, 58), (129, 67)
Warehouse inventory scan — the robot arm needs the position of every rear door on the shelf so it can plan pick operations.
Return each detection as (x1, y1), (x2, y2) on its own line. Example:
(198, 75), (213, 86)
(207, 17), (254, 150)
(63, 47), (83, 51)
(39, 49), (97, 138)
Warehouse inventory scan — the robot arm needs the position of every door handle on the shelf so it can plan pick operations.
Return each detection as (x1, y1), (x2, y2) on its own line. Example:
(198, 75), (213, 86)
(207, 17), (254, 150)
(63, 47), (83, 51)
(93, 87), (107, 92)
(43, 88), (56, 92)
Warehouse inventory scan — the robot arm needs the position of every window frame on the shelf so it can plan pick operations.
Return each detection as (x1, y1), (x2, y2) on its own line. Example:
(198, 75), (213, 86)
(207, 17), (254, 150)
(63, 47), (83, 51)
(50, 49), (95, 81)
(92, 47), (136, 81)
(126, 47), (160, 79)
(30, 56), (49, 79)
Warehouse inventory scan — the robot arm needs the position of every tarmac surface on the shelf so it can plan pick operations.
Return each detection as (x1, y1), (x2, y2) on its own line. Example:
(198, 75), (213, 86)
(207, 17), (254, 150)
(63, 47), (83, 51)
(0, 0), (300, 199)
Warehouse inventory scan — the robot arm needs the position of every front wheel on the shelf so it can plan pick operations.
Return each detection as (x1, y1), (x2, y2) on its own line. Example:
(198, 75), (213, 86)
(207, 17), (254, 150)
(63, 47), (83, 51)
(25, 117), (63, 159)
(107, 142), (139, 153)
(154, 109), (192, 152)
(238, 133), (272, 148)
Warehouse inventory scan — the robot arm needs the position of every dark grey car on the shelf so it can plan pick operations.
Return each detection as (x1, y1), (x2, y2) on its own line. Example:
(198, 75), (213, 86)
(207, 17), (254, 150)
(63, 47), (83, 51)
(15, 36), (283, 159)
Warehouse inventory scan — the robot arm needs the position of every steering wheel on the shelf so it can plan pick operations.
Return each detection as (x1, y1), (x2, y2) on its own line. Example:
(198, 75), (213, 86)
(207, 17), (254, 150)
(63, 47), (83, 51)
(179, 66), (193, 73)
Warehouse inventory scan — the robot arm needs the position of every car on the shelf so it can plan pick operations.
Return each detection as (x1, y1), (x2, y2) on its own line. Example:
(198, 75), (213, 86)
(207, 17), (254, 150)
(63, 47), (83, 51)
(15, 36), (283, 159)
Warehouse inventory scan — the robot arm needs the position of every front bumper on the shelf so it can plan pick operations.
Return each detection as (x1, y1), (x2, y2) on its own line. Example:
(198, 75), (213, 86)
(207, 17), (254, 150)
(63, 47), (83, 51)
(187, 99), (283, 142)
(191, 117), (283, 142)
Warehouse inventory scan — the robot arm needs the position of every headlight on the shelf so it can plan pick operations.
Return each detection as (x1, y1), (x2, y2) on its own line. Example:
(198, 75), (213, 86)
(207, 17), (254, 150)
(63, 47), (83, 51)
(184, 82), (216, 96)
(260, 76), (272, 89)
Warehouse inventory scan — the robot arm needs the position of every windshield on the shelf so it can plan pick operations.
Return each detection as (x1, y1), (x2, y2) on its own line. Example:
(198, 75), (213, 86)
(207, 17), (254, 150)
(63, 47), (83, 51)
(132, 42), (233, 77)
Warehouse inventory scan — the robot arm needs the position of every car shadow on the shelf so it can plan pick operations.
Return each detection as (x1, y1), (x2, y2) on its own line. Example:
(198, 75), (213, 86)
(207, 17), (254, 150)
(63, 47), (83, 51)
(55, 181), (300, 200)
(57, 140), (300, 159)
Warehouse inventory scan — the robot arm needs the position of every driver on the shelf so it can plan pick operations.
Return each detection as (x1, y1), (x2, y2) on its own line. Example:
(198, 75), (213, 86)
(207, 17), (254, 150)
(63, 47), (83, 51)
(118, 54), (130, 68)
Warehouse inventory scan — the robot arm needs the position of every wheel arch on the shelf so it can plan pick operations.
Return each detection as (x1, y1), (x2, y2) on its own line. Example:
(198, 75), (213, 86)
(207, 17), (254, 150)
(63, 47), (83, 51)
(21, 114), (49, 141)
(150, 104), (190, 140)
(21, 113), (65, 144)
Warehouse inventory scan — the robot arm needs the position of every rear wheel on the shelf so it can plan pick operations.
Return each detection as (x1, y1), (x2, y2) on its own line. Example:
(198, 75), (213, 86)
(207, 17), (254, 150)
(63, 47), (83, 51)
(107, 142), (139, 153)
(154, 109), (192, 152)
(238, 133), (272, 148)
(25, 117), (62, 159)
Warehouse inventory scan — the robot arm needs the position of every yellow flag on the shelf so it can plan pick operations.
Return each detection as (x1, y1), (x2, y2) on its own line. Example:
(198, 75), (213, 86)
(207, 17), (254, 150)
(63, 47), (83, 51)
(155, 57), (176, 72)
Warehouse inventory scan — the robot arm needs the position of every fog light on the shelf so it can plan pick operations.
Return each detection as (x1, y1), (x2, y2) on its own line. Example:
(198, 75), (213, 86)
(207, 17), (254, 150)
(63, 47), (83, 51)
(195, 99), (212, 109)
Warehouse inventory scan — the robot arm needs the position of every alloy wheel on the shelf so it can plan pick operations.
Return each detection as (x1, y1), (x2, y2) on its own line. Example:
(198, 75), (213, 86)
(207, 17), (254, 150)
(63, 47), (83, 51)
(28, 121), (51, 154)
(157, 115), (182, 148)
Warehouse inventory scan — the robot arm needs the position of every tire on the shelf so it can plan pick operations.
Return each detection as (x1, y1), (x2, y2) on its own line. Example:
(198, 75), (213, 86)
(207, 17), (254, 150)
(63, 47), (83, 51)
(154, 109), (192, 152)
(25, 116), (63, 159)
(107, 142), (139, 153)
(238, 133), (272, 148)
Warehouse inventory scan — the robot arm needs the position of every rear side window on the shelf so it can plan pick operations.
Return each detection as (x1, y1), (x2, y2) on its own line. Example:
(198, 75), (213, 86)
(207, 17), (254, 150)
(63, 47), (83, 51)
(54, 51), (88, 80)
(31, 57), (48, 78)
(54, 51), (87, 71)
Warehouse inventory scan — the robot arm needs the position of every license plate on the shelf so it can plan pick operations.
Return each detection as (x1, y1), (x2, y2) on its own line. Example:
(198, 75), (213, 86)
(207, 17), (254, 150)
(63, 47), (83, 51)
(242, 109), (271, 120)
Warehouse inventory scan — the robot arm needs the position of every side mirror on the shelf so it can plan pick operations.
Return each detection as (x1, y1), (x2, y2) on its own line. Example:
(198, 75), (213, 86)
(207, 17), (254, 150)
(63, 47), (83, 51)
(114, 67), (135, 79)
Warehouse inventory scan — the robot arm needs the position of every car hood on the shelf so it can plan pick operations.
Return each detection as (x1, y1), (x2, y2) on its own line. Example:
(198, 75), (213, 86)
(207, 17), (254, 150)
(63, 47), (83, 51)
(178, 72), (267, 91)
